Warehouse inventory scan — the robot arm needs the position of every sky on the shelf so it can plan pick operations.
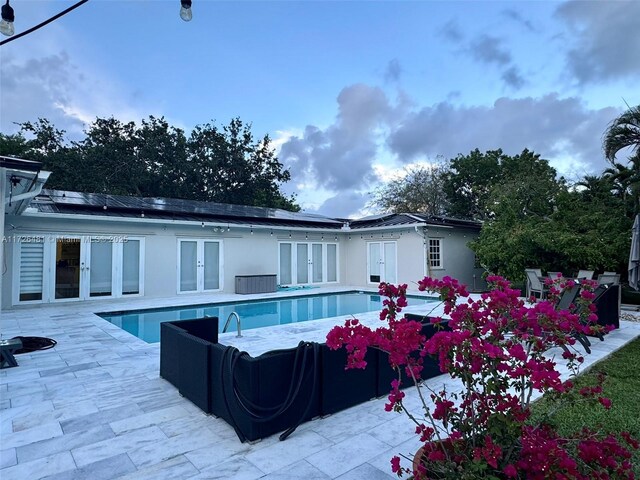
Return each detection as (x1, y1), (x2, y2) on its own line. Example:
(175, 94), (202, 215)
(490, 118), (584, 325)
(1, 0), (639, 218)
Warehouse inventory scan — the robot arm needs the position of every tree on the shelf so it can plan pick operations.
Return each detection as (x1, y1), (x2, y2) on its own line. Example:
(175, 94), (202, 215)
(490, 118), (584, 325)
(603, 104), (640, 215)
(187, 118), (298, 210)
(603, 104), (640, 164)
(0, 116), (299, 211)
(441, 149), (505, 220)
(468, 150), (567, 280)
(368, 162), (449, 215)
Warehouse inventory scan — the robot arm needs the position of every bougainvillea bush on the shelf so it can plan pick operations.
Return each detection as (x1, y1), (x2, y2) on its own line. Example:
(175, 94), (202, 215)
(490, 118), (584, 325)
(326, 276), (638, 479)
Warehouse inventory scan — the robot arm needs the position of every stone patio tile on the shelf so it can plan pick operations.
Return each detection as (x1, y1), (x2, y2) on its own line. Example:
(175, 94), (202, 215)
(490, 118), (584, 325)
(367, 412), (416, 447)
(109, 405), (191, 434)
(126, 425), (221, 469)
(1, 421), (63, 449)
(60, 403), (144, 433)
(308, 408), (386, 442)
(306, 433), (392, 478)
(116, 455), (199, 480)
(260, 459), (331, 479)
(0, 451), (76, 480)
(366, 435), (421, 476)
(335, 463), (395, 479)
(0, 448), (17, 469)
(245, 430), (335, 474)
(70, 425), (167, 467)
(17, 425), (115, 463)
(0, 401), (55, 433)
(41, 453), (136, 480)
(187, 457), (266, 480)
(12, 400), (99, 432)
(39, 362), (101, 377)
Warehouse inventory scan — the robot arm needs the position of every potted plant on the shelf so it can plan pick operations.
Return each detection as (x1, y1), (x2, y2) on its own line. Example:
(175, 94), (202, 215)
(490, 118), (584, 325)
(326, 276), (638, 479)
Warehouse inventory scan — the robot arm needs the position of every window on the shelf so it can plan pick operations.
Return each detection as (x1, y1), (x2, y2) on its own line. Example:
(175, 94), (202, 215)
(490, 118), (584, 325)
(428, 238), (442, 269)
(19, 238), (44, 302)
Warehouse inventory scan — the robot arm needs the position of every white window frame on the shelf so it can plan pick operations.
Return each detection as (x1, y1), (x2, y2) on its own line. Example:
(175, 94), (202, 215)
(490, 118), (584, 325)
(177, 238), (224, 294)
(277, 241), (339, 286)
(428, 238), (443, 270)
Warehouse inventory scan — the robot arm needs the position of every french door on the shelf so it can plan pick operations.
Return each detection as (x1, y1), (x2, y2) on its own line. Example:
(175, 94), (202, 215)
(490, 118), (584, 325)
(177, 239), (223, 293)
(279, 242), (338, 286)
(367, 241), (397, 284)
(14, 235), (144, 304)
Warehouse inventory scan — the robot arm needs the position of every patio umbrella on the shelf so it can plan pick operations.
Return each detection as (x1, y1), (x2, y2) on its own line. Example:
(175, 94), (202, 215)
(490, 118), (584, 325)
(629, 214), (640, 291)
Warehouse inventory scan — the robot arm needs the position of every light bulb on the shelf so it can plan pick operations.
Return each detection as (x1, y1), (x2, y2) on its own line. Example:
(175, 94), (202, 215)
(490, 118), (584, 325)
(180, 0), (192, 21)
(0, 19), (13, 36)
(0, 1), (14, 37)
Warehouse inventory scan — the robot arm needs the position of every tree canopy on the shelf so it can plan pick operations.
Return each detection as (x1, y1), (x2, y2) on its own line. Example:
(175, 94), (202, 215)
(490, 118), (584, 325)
(368, 162), (449, 215)
(0, 116), (299, 211)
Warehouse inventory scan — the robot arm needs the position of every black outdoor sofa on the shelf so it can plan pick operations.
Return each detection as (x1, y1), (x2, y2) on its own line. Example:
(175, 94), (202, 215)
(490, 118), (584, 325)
(159, 314), (449, 442)
(159, 286), (620, 443)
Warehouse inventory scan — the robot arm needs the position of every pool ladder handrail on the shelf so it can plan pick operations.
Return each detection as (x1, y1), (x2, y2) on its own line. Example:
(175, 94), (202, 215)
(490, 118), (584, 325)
(223, 311), (242, 337)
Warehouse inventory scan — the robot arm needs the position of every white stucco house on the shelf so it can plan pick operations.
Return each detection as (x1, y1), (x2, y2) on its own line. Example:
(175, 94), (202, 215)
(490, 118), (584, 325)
(1, 157), (485, 310)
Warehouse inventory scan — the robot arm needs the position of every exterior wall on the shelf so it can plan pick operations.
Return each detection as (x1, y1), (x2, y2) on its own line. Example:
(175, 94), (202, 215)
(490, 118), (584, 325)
(1, 214), (350, 309)
(424, 226), (487, 292)
(1, 213), (486, 309)
(341, 230), (425, 290)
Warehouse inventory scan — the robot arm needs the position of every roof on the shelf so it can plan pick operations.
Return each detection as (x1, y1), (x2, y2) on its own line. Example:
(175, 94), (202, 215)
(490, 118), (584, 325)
(28, 190), (343, 229)
(349, 213), (481, 230)
(0, 156), (42, 172)
(22, 190), (481, 231)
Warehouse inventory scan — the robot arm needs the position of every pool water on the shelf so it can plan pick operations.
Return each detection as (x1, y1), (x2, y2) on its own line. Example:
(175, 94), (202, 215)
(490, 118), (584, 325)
(99, 291), (436, 343)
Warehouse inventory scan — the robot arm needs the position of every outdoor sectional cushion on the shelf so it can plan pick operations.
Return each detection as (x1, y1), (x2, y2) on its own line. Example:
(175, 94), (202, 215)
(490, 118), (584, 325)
(319, 344), (378, 416)
(211, 342), (321, 442)
(160, 318), (219, 413)
(376, 315), (451, 397)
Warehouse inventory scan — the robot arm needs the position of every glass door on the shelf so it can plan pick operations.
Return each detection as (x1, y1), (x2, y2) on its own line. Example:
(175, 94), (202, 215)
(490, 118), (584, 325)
(311, 243), (323, 283)
(368, 241), (397, 284)
(178, 239), (222, 293)
(203, 241), (220, 291)
(179, 240), (198, 292)
(383, 242), (397, 283)
(88, 239), (114, 297)
(55, 238), (81, 300)
(296, 244), (309, 284)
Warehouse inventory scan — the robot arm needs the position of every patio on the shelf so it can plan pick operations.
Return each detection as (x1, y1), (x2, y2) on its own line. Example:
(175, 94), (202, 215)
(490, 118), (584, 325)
(1, 289), (640, 480)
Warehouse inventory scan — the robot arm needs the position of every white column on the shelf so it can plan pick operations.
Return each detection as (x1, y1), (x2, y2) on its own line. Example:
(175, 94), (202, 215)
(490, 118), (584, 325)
(0, 167), (6, 312)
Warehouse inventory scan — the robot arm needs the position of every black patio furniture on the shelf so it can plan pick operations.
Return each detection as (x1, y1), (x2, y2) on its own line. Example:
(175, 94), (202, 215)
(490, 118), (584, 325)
(0, 338), (22, 369)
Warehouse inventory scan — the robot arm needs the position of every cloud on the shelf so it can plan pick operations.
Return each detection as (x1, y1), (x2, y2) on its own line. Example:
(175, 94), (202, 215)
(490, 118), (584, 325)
(439, 19), (463, 43)
(465, 34), (525, 90)
(314, 191), (370, 219)
(384, 58), (402, 83)
(279, 83), (398, 192)
(0, 51), (156, 139)
(501, 66), (526, 89)
(469, 35), (511, 66)
(502, 9), (535, 32)
(556, 0), (640, 84)
(387, 94), (619, 175)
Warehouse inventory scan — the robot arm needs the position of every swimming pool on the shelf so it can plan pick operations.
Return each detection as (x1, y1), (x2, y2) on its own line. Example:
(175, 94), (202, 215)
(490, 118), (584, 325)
(99, 291), (437, 343)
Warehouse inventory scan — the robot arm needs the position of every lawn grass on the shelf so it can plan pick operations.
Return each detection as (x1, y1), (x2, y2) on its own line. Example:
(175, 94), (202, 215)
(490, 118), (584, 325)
(530, 337), (640, 474)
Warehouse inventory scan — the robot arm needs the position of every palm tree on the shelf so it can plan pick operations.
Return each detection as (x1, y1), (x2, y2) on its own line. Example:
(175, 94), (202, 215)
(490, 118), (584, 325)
(603, 104), (640, 163)
(603, 105), (640, 215)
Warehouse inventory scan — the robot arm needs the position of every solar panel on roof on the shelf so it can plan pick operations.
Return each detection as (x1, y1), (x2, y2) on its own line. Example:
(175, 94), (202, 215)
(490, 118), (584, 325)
(42, 190), (342, 225)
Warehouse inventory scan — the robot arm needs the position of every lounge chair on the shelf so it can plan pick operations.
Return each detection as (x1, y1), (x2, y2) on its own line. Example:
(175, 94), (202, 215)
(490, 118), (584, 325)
(597, 273), (620, 285)
(525, 269), (548, 299)
(576, 270), (595, 279)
